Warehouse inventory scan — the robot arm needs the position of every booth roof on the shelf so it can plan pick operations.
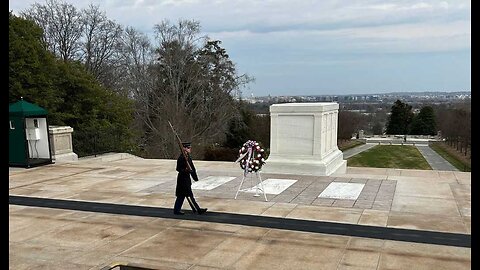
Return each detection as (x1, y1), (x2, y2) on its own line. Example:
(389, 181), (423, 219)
(9, 100), (48, 117)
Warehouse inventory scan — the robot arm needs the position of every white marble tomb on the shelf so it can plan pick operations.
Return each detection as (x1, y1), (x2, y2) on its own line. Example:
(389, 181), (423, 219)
(261, 102), (347, 176)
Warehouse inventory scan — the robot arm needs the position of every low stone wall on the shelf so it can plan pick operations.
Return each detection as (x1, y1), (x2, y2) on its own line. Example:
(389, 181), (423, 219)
(78, 152), (140, 162)
(364, 134), (441, 140)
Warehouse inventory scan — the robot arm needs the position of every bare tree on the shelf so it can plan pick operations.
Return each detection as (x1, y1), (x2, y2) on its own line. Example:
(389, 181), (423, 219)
(115, 27), (155, 98)
(112, 27), (156, 154)
(21, 1), (123, 86)
(338, 110), (366, 142)
(140, 19), (253, 158)
(80, 4), (123, 83)
(19, 3), (51, 51)
(22, 0), (84, 61)
(20, 3), (254, 158)
(436, 104), (471, 156)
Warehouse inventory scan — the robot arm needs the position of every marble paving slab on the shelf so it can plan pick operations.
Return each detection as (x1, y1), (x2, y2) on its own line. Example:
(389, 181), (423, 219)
(319, 182), (365, 200)
(243, 178), (297, 195)
(192, 176), (236, 190)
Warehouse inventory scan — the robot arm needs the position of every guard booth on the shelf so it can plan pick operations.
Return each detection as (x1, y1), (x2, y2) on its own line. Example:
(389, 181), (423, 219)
(9, 99), (53, 168)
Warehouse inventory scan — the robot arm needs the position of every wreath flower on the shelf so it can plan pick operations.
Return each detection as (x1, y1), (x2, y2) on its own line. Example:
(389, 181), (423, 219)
(237, 140), (266, 174)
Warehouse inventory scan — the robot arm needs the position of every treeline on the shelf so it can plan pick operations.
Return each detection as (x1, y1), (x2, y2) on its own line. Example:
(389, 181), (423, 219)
(435, 103), (471, 156)
(337, 109), (388, 141)
(385, 100), (437, 135)
(9, 11), (135, 157)
(10, 0), (264, 159)
(10, 0), (470, 160)
(336, 99), (470, 149)
(384, 99), (471, 157)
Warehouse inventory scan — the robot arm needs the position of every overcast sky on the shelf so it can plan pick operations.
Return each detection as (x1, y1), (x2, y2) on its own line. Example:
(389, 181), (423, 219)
(9, 0), (471, 97)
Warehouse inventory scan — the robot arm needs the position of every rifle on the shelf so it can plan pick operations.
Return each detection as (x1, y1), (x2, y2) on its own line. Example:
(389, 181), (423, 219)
(168, 121), (193, 172)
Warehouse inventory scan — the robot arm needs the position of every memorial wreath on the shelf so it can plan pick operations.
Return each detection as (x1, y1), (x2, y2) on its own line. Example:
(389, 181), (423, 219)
(237, 140), (266, 173)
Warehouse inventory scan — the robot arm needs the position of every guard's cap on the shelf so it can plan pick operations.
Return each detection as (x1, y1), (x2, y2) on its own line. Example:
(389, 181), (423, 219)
(182, 142), (191, 148)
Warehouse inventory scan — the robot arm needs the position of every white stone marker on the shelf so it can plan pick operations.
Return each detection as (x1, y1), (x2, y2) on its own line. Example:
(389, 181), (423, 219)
(48, 125), (78, 162)
(261, 102), (347, 176)
(243, 178), (297, 195)
(318, 182), (365, 200)
(192, 176), (236, 190)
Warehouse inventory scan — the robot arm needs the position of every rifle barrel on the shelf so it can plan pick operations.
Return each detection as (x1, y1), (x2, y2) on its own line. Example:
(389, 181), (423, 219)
(168, 121), (193, 171)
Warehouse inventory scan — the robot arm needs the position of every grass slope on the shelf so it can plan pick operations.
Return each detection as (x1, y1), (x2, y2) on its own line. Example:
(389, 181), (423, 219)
(347, 145), (432, 170)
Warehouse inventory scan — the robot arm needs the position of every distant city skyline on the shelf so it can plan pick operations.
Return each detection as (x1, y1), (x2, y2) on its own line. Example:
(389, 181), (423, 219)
(247, 90), (471, 98)
(9, 0), (471, 97)
(245, 90), (471, 99)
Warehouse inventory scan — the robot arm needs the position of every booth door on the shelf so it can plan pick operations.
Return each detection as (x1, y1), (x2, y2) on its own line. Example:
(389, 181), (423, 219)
(9, 117), (27, 165)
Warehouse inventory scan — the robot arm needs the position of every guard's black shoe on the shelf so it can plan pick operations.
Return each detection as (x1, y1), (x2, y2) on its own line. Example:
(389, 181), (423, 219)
(197, 208), (207, 215)
(174, 211), (185, 215)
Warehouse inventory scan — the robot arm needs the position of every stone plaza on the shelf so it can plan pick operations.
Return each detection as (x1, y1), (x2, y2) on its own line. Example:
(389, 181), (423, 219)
(9, 153), (471, 269)
(9, 103), (470, 269)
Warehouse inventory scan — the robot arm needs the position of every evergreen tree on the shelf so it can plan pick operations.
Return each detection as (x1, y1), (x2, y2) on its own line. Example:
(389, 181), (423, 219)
(371, 122), (384, 135)
(9, 12), (64, 121)
(9, 13), (136, 157)
(385, 100), (414, 135)
(224, 101), (255, 148)
(409, 106), (437, 135)
(139, 20), (253, 158)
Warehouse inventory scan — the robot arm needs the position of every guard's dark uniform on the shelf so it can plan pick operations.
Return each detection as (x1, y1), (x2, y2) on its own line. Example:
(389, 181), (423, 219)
(173, 152), (205, 214)
(175, 153), (198, 197)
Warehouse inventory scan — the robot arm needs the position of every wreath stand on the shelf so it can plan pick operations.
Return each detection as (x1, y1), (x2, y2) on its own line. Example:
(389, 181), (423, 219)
(234, 140), (268, 202)
(234, 171), (268, 202)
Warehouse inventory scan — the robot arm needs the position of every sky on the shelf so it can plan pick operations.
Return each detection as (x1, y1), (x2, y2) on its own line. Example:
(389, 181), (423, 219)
(9, 0), (471, 97)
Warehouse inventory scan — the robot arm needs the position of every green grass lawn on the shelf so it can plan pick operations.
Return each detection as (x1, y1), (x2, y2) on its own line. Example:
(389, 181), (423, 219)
(347, 145), (432, 170)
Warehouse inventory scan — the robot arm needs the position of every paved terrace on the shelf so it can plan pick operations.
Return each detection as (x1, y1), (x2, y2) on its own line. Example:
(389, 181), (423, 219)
(9, 153), (471, 269)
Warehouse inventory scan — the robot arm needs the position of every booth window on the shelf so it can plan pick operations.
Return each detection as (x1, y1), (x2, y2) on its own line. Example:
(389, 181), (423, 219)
(9, 121), (15, 130)
(34, 119), (39, 128)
